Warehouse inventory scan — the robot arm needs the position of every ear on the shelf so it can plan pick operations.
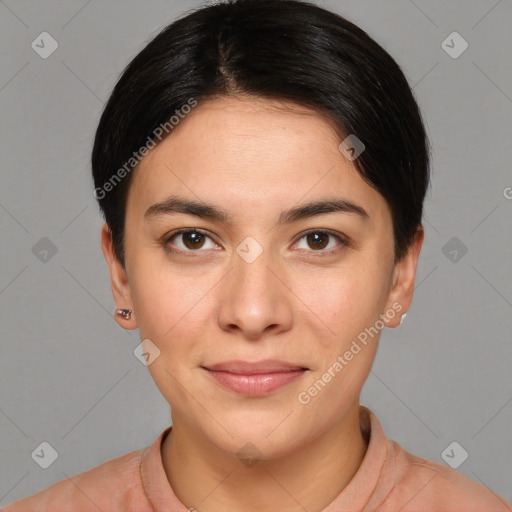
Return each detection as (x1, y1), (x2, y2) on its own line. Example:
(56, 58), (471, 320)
(100, 223), (138, 330)
(383, 226), (424, 328)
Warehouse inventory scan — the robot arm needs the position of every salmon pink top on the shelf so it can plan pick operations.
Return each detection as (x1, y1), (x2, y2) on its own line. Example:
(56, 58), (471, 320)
(3, 406), (510, 511)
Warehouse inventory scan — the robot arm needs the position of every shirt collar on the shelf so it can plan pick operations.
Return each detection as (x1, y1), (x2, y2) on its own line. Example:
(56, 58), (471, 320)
(140, 406), (393, 511)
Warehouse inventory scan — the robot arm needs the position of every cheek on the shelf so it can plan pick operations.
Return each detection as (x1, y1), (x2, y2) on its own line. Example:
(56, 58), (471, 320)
(128, 258), (213, 401)
(290, 261), (389, 349)
(292, 267), (386, 420)
(127, 251), (220, 353)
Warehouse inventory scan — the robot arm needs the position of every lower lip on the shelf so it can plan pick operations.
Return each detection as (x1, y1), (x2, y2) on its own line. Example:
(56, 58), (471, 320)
(204, 369), (305, 396)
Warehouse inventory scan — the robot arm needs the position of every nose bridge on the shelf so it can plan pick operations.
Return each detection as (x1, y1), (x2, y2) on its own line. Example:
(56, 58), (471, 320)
(216, 235), (292, 337)
(232, 236), (276, 304)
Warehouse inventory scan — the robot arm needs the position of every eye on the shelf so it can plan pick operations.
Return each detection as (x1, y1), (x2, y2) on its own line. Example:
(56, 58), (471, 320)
(164, 228), (349, 255)
(165, 228), (219, 252)
(293, 229), (349, 253)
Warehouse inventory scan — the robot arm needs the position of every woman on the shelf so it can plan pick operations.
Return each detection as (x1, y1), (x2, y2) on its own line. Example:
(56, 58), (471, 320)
(5, 0), (511, 510)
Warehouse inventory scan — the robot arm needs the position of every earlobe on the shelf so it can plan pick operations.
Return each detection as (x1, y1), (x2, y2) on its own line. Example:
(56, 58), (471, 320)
(100, 223), (138, 330)
(384, 226), (424, 328)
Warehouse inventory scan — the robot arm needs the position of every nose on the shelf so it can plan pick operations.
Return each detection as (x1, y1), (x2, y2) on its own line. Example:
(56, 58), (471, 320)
(216, 244), (293, 340)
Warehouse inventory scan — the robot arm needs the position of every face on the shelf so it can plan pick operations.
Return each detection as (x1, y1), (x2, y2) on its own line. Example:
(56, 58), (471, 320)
(102, 96), (422, 458)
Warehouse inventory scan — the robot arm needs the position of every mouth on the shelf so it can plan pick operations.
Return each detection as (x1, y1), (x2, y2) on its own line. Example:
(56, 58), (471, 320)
(201, 359), (309, 397)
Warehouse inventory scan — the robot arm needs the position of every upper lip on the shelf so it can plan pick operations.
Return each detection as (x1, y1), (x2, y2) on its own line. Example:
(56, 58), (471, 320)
(203, 359), (308, 374)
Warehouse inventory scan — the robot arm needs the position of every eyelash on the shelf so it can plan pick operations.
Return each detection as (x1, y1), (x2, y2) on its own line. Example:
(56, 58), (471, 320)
(163, 228), (350, 257)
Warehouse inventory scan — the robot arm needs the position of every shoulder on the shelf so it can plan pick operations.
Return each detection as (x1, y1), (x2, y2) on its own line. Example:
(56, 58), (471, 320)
(385, 440), (512, 511)
(2, 448), (149, 512)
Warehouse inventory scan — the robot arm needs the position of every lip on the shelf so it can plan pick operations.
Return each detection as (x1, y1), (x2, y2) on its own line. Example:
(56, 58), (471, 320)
(202, 359), (308, 397)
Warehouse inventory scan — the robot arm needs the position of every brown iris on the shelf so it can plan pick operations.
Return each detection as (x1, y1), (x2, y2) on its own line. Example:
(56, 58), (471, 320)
(182, 231), (206, 250)
(307, 232), (329, 250)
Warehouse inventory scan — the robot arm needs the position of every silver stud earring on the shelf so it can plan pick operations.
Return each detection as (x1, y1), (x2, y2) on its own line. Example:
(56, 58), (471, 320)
(116, 309), (133, 320)
(400, 313), (407, 326)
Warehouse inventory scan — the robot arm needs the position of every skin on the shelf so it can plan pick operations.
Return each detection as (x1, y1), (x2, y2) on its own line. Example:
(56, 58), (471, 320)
(101, 96), (424, 512)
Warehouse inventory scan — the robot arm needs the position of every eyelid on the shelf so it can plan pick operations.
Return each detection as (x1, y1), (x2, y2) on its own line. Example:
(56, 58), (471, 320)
(164, 228), (220, 253)
(163, 227), (350, 255)
(291, 228), (351, 252)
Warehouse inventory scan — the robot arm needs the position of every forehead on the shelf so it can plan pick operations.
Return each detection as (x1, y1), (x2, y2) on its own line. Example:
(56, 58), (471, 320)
(127, 96), (390, 224)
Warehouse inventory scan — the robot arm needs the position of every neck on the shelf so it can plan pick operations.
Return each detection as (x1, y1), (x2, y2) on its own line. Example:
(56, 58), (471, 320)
(161, 404), (368, 512)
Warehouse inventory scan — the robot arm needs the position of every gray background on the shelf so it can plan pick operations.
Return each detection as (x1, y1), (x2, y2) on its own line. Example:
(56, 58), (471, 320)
(1, 0), (511, 506)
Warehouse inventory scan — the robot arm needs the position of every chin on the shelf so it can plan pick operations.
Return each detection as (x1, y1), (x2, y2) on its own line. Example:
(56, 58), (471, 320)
(192, 405), (309, 461)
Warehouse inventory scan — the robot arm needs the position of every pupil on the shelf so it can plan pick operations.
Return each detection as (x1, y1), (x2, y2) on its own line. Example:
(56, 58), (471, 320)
(308, 232), (328, 250)
(185, 232), (204, 249)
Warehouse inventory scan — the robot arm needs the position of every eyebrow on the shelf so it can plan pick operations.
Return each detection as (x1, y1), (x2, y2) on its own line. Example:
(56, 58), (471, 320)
(144, 195), (369, 224)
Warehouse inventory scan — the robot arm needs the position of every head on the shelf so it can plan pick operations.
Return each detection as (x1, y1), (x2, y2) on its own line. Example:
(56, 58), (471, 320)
(93, 0), (428, 458)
